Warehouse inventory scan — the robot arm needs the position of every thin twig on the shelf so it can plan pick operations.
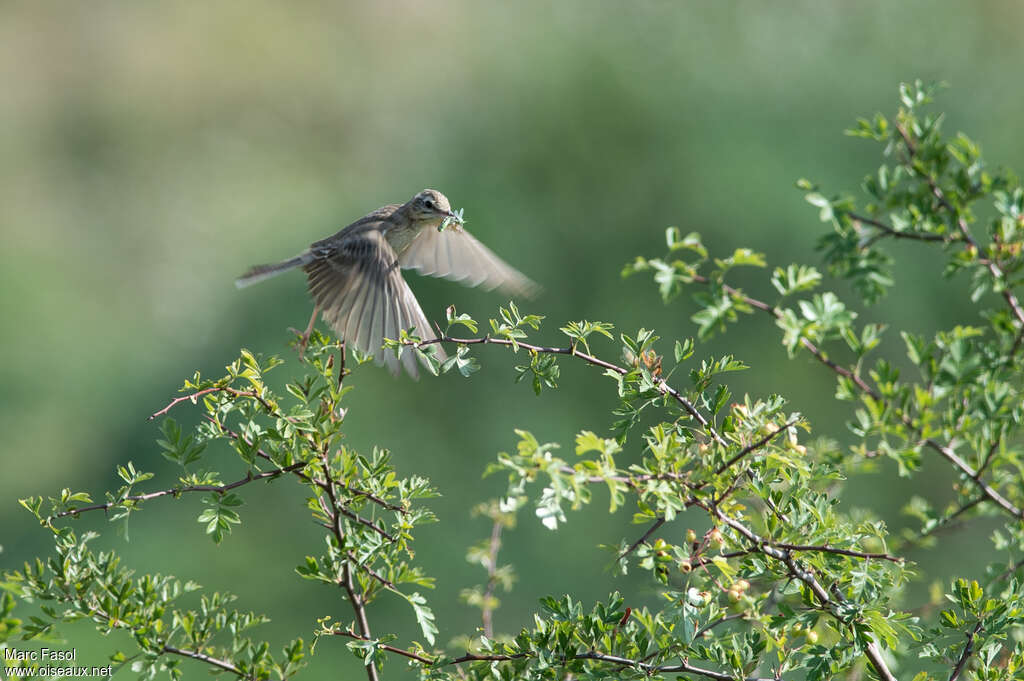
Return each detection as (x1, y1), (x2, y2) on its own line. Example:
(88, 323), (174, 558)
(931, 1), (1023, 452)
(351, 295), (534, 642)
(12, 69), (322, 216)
(713, 419), (799, 476)
(909, 495), (987, 546)
(346, 551), (395, 590)
(149, 386), (278, 421)
(481, 520), (503, 638)
(774, 543), (902, 564)
(335, 504), (396, 543)
(619, 516), (666, 562)
(411, 335), (725, 445)
(50, 463), (307, 520)
(848, 211), (947, 243)
(162, 645), (251, 679)
(693, 613), (747, 641)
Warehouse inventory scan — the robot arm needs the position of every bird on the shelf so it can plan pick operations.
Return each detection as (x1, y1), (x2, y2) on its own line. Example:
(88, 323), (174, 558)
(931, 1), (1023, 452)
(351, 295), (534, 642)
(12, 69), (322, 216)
(236, 189), (538, 377)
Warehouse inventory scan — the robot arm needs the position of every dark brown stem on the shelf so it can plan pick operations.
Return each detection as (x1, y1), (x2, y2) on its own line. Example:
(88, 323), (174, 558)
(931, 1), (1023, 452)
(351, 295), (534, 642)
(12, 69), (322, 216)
(847, 211), (947, 243)
(948, 621), (984, 681)
(773, 543), (902, 564)
(619, 516), (666, 561)
(334, 504), (396, 543)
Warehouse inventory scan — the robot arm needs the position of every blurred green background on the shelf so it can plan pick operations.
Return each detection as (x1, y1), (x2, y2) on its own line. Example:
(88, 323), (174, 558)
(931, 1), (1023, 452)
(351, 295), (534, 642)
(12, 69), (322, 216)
(3, 2), (1023, 678)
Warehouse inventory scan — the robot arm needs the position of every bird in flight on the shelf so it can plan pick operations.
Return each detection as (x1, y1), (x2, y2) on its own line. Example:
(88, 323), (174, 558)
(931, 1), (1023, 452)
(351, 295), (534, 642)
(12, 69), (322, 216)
(236, 189), (537, 377)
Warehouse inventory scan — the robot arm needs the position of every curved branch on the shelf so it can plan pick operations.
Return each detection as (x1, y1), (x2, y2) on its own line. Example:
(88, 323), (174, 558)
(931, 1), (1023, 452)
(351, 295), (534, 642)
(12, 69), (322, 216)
(149, 386), (279, 421)
(412, 335), (725, 445)
(161, 645), (251, 679)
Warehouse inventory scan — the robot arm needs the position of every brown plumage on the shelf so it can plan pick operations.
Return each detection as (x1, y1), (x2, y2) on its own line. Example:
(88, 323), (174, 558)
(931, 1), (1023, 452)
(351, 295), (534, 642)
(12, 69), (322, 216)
(236, 189), (538, 377)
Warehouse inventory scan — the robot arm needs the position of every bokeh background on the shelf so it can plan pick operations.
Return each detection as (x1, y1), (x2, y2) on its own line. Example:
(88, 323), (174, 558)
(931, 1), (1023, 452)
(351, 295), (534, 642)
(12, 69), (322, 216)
(4, 2), (1024, 678)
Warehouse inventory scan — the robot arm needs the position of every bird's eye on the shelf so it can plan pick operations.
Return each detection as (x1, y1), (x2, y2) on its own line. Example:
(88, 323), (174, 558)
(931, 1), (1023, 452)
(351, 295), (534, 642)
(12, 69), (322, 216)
(424, 199), (435, 210)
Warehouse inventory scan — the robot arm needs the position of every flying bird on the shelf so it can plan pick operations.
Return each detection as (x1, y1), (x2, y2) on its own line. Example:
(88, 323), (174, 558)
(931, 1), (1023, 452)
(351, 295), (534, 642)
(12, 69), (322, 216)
(236, 189), (537, 377)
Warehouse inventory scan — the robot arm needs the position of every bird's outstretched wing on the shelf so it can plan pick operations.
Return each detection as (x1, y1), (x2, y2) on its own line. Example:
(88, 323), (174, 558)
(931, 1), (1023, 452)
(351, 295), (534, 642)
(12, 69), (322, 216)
(398, 225), (539, 298)
(304, 228), (445, 378)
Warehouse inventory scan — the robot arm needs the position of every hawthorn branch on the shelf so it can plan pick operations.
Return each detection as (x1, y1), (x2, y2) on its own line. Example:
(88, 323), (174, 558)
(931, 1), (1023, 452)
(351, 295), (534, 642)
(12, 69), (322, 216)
(847, 211), (948, 244)
(319, 449), (379, 681)
(713, 419), (799, 476)
(330, 629), (774, 680)
(948, 621), (984, 681)
(895, 121), (1024, 503)
(53, 587), (264, 681)
(347, 551), (395, 590)
(696, 499), (897, 681)
(50, 462), (307, 521)
(773, 543), (902, 564)
(334, 503), (396, 543)
(211, 420), (406, 516)
(910, 495), (987, 546)
(411, 335), (725, 445)
(481, 519), (503, 638)
(161, 645), (253, 679)
(896, 122), (1024, 345)
(149, 386), (279, 421)
(923, 437), (1021, 519)
(690, 273), (1024, 521)
(619, 516), (666, 562)
(693, 613), (747, 641)
(341, 484), (408, 514)
(552, 468), (901, 563)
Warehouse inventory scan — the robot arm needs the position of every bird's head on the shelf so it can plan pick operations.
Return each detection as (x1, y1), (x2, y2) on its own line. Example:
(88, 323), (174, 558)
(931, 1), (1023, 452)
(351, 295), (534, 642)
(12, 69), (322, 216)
(407, 189), (457, 225)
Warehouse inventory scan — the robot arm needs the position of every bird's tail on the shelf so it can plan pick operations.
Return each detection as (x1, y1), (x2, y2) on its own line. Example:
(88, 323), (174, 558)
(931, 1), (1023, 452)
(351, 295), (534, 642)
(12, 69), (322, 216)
(235, 253), (313, 288)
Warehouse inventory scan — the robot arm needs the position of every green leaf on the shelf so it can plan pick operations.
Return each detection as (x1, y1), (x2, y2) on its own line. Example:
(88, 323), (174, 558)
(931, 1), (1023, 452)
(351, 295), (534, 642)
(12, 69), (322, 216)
(399, 591), (437, 646)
